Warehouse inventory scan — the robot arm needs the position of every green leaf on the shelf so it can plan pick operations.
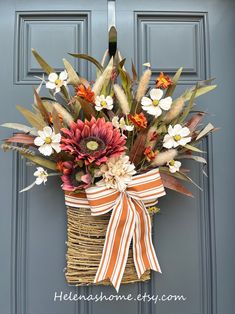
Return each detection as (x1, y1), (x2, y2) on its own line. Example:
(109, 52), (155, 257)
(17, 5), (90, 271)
(1, 123), (37, 135)
(165, 67), (183, 97)
(183, 84), (217, 102)
(131, 60), (138, 83)
(63, 58), (80, 85)
(31, 48), (54, 75)
(178, 154), (207, 164)
(20, 153), (57, 171)
(19, 181), (36, 193)
(32, 49), (69, 100)
(69, 53), (103, 72)
(196, 123), (215, 140)
(184, 144), (205, 153)
(16, 105), (46, 130)
(178, 83), (199, 123)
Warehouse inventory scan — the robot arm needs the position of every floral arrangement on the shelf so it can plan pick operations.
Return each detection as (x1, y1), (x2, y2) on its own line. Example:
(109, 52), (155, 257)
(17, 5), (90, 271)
(1, 49), (217, 291)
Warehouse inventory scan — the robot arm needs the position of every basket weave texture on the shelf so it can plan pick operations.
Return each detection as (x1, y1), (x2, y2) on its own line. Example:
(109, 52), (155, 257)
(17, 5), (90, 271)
(65, 206), (151, 286)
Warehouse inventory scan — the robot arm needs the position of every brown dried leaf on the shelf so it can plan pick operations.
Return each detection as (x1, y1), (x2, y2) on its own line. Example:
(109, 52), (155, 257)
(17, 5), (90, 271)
(186, 112), (205, 132)
(129, 129), (148, 165)
(5, 133), (35, 145)
(76, 96), (96, 120)
(160, 172), (194, 197)
(34, 89), (51, 125)
(51, 107), (63, 133)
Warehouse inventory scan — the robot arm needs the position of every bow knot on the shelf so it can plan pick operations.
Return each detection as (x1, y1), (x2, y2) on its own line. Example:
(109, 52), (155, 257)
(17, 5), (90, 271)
(65, 168), (165, 292)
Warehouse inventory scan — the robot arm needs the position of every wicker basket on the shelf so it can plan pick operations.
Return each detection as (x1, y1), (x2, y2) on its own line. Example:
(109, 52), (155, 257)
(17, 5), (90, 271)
(65, 206), (151, 286)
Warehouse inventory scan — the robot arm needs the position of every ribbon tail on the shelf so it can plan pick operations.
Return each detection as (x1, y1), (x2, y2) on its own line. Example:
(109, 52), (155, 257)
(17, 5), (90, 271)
(132, 199), (161, 278)
(94, 194), (135, 292)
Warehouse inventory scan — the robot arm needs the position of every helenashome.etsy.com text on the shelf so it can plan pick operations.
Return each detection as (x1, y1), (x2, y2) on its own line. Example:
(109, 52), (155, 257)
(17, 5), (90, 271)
(53, 291), (187, 303)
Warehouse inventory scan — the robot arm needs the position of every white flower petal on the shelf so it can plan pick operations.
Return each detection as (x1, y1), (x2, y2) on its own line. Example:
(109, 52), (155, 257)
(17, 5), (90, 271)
(141, 96), (152, 107)
(175, 161), (182, 169)
(52, 133), (61, 143)
(112, 117), (119, 128)
(34, 136), (45, 146)
(173, 141), (180, 148)
(95, 105), (102, 111)
(43, 126), (53, 137)
(106, 96), (113, 105)
(168, 125), (175, 136)
(37, 130), (46, 139)
(125, 125), (134, 131)
(55, 87), (61, 94)
(150, 88), (163, 101)
(159, 97), (172, 111)
(106, 104), (113, 110)
(35, 177), (44, 185)
(178, 136), (191, 146)
(46, 81), (56, 90)
(59, 70), (68, 81)
(48, 72), (58, 83)
(51, 143), (61, 153)
(179, 126), (191, 137)
(147, 106), (162, 117)
(39, 144), (53, 156)
(99, 95), (105, 101)
(169, 166), (177, 173)
(173, 124), (183, 134)
(163, 137), (175, 149)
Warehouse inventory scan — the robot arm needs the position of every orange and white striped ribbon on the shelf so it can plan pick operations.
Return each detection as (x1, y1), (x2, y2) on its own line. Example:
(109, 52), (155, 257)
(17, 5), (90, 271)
(65, 168), (166, 292)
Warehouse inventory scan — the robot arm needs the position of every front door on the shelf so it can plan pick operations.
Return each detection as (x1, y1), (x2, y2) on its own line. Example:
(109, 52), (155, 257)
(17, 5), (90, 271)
(0, 1), (234, 314)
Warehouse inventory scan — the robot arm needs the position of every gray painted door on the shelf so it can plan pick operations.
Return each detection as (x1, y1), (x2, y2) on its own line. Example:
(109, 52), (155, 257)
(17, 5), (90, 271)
(0, 1), (234, 314)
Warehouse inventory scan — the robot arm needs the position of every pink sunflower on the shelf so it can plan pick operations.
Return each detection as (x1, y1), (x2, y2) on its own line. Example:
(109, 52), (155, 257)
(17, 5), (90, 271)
(59, 161), (92, 191)
(60, 117), (126, 166)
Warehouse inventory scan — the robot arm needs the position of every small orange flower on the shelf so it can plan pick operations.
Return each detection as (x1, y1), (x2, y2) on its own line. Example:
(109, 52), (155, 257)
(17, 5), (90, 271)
(156, 72), (173, 89)
(128, 113), (147, 129)
(75, 84), (95, 103)
(49, 112), (63, 124)
(56, 161), (73, 175)
(144, 146), (157, 162)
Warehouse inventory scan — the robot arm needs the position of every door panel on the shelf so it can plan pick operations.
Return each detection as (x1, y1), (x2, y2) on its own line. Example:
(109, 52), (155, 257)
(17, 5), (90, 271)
(0, 1), (234, 314)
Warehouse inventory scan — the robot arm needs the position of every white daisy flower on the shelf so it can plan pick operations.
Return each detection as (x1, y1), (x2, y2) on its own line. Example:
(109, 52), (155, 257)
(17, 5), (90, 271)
(141, 88), (172, 117)
(46, 71), (68, 94)
(34, 167), (48, 185)
(163, 124), (191, 149)
(95, 95), (113, 111)
(95, 154), (136, 192)
(112, 116), (134, 132)
(34, 126), (61, 156)
(167, 160), (182, 173)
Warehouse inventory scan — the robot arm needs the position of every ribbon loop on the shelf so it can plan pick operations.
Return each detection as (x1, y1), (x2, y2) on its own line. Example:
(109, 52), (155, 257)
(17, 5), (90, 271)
(65, 168), (165, 292)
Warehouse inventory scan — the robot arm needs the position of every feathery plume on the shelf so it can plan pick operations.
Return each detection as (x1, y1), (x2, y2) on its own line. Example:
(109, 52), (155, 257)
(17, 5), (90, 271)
(151, 149), (177, 166)
(136, 69), (152, 102)
(92, 58), (113, 96)
(113, 84), (130, 115)
(53, 103), (74, 126)
(1, 143), (35, 155)
(163, 97), (185, 123)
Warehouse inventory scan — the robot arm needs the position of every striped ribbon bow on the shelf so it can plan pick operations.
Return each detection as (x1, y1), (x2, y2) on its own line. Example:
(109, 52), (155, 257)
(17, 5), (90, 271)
(65, 168), (166, 292)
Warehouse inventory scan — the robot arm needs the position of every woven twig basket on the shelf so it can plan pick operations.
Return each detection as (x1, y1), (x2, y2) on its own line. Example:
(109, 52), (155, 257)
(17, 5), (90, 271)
(65, 206), (151, 286)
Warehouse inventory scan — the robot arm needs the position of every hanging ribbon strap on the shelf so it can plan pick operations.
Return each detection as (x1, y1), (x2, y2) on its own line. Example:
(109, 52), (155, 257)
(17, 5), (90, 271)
(65, 168), (165, 292)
